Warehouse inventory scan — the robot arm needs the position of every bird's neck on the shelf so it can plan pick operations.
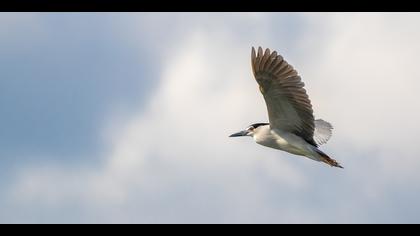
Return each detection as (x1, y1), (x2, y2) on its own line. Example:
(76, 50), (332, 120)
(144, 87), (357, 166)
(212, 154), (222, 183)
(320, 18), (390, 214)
(252, 125), (271, 140)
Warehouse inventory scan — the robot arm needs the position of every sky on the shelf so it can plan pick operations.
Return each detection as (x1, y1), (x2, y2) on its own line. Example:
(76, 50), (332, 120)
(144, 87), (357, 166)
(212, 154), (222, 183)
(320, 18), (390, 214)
(1, 12), (420, 223)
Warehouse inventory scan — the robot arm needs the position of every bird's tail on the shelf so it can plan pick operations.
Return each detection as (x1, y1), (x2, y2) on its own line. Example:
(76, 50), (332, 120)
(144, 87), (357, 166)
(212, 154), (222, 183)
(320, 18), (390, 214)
(315, 149), (343, 169)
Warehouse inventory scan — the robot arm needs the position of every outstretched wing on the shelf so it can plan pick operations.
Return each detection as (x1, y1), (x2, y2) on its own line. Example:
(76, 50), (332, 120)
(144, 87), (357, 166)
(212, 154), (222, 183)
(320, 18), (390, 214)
(251, 46), (317, 146)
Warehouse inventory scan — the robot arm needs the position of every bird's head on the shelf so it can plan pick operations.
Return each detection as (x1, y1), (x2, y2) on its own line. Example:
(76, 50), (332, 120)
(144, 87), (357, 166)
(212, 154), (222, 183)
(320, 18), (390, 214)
(229, 123), (269, 138)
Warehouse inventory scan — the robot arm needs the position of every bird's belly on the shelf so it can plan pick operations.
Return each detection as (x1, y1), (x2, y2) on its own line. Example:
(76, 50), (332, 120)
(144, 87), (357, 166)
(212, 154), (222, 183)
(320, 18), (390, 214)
(255, 131), (307, 156)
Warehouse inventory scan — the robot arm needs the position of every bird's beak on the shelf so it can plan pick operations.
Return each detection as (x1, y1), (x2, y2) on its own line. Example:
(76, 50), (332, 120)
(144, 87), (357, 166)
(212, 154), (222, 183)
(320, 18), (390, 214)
(229, 130), (248, 137)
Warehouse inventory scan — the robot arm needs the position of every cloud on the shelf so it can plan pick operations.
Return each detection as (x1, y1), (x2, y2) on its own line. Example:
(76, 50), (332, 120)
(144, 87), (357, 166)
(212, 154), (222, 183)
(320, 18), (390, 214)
(3, 13), (420, 223)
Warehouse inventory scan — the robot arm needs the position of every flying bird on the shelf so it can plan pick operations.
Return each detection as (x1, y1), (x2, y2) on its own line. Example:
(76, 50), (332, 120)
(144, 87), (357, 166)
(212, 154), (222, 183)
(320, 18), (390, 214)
(229, 47), (342, 168)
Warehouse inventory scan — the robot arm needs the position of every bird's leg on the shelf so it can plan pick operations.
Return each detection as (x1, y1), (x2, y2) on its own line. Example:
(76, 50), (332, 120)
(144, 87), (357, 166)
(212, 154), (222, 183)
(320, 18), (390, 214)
(321, 157), (343, 169)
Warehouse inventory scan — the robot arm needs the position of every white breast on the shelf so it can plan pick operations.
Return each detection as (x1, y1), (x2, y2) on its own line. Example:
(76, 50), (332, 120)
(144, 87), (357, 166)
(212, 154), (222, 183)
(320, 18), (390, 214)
(253, 126), (310, 156)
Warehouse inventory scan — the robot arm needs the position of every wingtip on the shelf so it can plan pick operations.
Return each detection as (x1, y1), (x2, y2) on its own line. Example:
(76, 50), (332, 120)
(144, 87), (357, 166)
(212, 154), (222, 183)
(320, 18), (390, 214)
(251, 46), (269, 54)
(251, 47), (256, 64)
(257, 46), (263, 57)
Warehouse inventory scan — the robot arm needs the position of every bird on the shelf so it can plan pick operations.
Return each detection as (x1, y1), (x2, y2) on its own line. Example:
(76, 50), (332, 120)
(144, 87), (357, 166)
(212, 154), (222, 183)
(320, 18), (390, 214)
(229, 46), (343, 168)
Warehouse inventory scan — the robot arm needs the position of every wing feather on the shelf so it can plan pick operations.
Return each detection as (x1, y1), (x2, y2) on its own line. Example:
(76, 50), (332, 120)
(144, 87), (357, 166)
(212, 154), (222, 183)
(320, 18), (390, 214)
(251, 46), (317, 146)
(314, 119), (333, 145)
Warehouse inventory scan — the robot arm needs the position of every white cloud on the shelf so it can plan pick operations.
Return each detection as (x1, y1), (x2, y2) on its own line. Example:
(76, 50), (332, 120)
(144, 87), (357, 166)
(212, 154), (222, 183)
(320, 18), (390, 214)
(307, 13), (420, 175)
(5, 13), (420, 223)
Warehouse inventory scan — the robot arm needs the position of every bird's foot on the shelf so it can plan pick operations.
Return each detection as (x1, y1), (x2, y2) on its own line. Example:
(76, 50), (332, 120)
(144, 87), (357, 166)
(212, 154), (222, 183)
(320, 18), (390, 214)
(322, 157), (344, 169)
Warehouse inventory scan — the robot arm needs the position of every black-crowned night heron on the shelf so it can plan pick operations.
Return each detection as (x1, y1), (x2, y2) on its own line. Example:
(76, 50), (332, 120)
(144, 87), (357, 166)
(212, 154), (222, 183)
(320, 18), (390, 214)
(229, 47), (342, 168)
